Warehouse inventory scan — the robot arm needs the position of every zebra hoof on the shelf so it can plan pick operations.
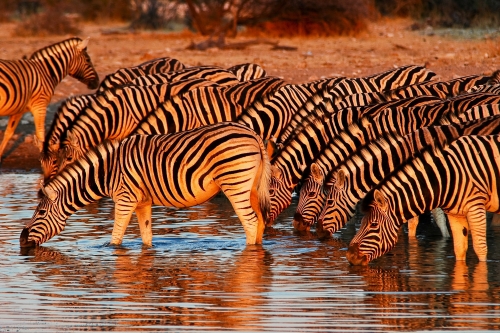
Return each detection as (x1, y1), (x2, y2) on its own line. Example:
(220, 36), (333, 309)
(346, 243), (369, 266)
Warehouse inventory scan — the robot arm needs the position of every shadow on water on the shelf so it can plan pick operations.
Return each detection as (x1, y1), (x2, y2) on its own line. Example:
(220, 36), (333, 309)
(1, 173), (500, 332)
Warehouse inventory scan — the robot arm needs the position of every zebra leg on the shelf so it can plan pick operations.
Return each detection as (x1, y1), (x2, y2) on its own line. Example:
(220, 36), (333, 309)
(31, 105), (47, 151)
(406, 216), (419, 237)
(110, 200), (137, 245)
(431, 208), (450, 237)
(0, 113), (23, 161)
(135, 203), (153, 247)
(447, 214), (469, 261)
(466, 208), (488, 262)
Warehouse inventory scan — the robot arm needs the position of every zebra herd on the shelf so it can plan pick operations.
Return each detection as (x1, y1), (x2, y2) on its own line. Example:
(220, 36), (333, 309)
(2, 37), (500, 266)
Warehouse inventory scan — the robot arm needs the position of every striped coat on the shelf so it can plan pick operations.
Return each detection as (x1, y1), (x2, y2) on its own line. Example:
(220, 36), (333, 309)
(348, 134), (500, 265)
(0, 37), (99, 161)
(21, 122), (270, 247)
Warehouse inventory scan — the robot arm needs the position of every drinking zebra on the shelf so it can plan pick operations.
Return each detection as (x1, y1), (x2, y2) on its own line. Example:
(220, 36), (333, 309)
(316, 116), (500, 240)
(347, 134), (500, 265)
(21, 122), (270, 248)
(0, 37), (99, 162)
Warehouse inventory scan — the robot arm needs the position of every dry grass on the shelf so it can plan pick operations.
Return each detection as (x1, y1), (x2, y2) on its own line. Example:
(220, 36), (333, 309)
(14, 7), (81, 37)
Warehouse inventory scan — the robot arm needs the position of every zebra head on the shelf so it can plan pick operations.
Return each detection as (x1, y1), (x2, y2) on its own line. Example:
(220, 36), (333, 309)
(20, 183), (67, 247)
(347, 189), (399, 265)
(68, 38), (99, 90)
(39, 142), (60, 183)
(317, 169), (353, 238)
(268, 166), (293, 224)
(293, 163), (325, 231)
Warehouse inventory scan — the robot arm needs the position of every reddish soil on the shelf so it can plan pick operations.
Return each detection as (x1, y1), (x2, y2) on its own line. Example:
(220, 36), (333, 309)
(0, 19), (499, 172)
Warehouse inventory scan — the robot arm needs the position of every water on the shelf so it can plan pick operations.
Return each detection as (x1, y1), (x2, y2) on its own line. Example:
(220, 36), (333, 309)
(1, 172), (500, 332)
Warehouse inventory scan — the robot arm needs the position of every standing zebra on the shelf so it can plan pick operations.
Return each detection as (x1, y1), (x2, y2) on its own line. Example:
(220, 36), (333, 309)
(347, 134), (500, 265)
(21, 122), (271, 248)
(97, 57), (185, 92)
(317, 116), (500, 240)
(0, 37), (99, 162)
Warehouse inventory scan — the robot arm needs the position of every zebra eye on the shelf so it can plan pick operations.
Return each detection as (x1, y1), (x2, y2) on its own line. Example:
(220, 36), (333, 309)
(66, 156), (73, 162)
(370, 221), (378, 228)
(327, 199), (334, 206)
(269, 189), (275, 196)
(39, 209), (47, 216)
(307, 191), (317, 198)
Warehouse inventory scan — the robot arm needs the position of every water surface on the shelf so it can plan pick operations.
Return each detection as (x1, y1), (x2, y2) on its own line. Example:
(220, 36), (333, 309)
(1, 172), (499, 332)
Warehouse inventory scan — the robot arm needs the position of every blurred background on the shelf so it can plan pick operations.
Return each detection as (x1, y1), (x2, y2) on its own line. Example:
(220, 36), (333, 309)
(0, 0), (499, 37)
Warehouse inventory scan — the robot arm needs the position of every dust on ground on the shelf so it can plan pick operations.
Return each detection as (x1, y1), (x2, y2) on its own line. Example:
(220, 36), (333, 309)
(0, 19), (499, 172)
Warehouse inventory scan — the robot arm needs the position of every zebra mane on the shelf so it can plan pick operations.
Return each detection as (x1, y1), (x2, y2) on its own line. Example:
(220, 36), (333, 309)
(29, 37), (82, 60)
(45, 139), (120, 188)
(360, 142), (448, 213)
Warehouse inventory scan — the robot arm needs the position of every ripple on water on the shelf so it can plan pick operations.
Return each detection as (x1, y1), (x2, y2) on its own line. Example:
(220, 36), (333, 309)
(1, 173), (500, 332)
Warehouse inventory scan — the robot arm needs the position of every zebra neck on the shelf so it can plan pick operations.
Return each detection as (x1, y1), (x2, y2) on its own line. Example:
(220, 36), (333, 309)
(31, 49), (73, 91)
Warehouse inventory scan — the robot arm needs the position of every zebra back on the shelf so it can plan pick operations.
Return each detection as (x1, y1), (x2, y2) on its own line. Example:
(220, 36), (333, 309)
(349, 134), (500, 264)
(227, 63), (267, 81)
(133, 76), (285, 136)
(236, 83), (325, 140)
(97, 57), (185, 92)
(385, 74), (493, 100)
(132, 66), (240, 86)
(58, 78), (214, 174)
(468, 84), (500, 94)
(277, 66), (436, 148)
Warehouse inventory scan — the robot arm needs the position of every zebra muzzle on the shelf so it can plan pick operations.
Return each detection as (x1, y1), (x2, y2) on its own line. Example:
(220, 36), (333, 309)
(19, 228), (36, 248)
(346, 243), (369, 266)
(292, 213), (311, 232)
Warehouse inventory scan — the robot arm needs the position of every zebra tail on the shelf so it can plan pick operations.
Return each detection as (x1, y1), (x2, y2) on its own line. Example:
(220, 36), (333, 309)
(257, 136), (271, 225)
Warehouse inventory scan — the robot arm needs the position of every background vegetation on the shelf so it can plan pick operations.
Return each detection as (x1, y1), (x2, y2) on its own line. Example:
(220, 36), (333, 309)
(0, 0), (499, 37)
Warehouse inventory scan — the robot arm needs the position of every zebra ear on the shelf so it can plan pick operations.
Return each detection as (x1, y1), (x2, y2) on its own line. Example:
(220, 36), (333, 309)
(337, 170), (346, 188)
(266, 138), (277, 160)
(77, 37), (90, 51)
(271, 165), (282, 179)
(66, 130), (79, 148)
(373, 189), (387, 211)
(42, 185), (57, 201)
(310, 163), (323, 182)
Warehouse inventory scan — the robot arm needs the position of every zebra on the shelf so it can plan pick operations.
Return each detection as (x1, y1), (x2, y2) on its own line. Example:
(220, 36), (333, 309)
(132, 76), (285, 136)
(131, 66), (241, 87)
(316, 116), (500, 241)
(290, 95), (442, 231)
(384, 73), (499, 100)
(97, 57), (185, 92)
(57, 76), (284, 175)
(40, 93), (98, 181)
(270, 92), (500, 224)
(0, 37), (99, 162)
(20, 122), (271, 248)
(292, 95), (500, 231)
(277, 65), (436, 147)
(347, 134), (500, 265)
(227, 63), (267, 81)
(51, 78), (216, 178)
